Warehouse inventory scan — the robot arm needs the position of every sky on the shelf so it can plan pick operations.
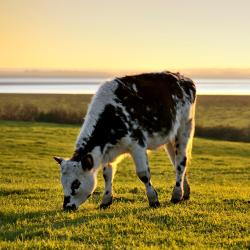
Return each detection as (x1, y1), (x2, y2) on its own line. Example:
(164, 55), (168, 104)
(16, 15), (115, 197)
(0, 0), (250, 73)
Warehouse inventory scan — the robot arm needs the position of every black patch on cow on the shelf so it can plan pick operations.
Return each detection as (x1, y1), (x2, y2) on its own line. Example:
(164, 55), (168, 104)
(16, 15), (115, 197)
(103, 174), (107, 182)
(71, 148), (81, 161)
(64, 204), (76, 211)
(63, 196), (71, 209)
(71, 104), (129, 160)
(140, 176), (149, 183)
(176, 182), (180, 187)
(179, 78), (196, 103)
(180, 157), (187, 167)
(82, 104), (128, 153)
(81, 154), (93, 170)
(115, 72), (185, 136)
(131, 129), (145, 147)
(71, 179), (81, 195)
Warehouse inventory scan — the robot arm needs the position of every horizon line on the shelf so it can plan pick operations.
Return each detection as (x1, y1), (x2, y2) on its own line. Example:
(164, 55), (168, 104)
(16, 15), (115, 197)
(0, 67), (250, 78)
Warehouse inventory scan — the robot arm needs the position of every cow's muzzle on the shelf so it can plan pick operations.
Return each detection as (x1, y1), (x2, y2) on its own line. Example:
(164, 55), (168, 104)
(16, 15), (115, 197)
(63, 204), (77, 211)
(63, 196), (77, 211)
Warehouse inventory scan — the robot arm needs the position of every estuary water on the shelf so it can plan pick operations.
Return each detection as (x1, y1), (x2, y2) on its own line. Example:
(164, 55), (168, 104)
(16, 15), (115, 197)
(0, 77), (250, 95)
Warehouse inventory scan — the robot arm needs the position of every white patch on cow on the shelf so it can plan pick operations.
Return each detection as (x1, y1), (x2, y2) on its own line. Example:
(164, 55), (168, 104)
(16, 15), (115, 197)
(132, 83), (137, 92)
(76, 80), (118, 149)
(172, 94), (178, 101)
(132, 123), (138, 130)
(114, 102), (130, 129)
(91, 146), (102, 168)
(103, 135), (132, 164)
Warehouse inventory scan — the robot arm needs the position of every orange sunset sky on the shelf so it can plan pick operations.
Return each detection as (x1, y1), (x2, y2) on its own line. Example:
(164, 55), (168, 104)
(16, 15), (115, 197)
(0, 0), (250, 74)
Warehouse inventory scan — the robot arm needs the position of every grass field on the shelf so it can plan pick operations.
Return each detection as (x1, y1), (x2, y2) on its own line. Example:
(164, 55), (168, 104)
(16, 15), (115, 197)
(0, 94), (250, 142)
(0, 121), (249, 249)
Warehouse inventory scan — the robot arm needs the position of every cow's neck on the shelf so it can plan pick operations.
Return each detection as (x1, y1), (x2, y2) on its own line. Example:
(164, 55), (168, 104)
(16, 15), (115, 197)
(89, 145), (103, 169)
(73, 120), (111, 169)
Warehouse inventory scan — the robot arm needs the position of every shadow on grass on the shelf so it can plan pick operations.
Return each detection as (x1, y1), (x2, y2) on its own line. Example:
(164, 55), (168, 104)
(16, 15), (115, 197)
(1, 193), (249, 243)
(0, 197), (148, 242)
(0, 210), (59, 241)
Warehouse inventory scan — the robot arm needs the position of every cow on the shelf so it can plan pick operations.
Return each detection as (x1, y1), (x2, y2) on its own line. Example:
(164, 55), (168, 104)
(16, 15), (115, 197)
(54, 71), (196, 211)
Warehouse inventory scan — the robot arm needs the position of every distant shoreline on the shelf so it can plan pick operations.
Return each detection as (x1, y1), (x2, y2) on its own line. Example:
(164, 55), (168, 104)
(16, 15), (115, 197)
(1, 77), (250, 85)
(0, 68), (250, 79)
(1, 78), (250, 95)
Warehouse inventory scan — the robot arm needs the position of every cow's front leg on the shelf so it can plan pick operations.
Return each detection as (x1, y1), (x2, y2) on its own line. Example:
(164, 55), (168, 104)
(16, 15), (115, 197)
(100, 163), (116, 209)
(131, 146), (160, 208)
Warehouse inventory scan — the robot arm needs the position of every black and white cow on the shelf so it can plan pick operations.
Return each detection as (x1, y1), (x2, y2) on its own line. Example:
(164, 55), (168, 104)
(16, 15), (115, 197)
(54, 71), (196, 211)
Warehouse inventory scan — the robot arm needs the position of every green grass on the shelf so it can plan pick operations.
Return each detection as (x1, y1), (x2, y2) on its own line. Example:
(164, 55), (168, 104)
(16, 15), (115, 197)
(0, 121), (249, 249)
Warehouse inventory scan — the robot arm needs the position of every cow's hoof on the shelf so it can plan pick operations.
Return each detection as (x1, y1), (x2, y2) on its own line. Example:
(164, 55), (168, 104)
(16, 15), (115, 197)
(171, 187), (183, 204)
(183, 182), (190, 200)
(149, 201), (160, 208)
(183, 193), (190, 200)
(100, 195), (113, 209)
(99, 199), (112, 209)
(170, 197), (182, 204)
(99, 203), (111, 209)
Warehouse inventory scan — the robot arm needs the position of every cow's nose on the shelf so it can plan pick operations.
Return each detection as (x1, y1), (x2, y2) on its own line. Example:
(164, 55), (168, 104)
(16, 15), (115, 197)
(63, 204), (77, 211)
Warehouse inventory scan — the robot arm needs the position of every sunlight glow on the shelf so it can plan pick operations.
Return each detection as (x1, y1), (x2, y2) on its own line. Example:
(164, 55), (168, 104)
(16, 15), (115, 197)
(0, 1), (250, 72)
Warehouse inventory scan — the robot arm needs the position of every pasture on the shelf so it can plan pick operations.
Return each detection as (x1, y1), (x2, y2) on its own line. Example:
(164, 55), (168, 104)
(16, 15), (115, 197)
(0, 121), (249, 249)
(0, 94), (249, 128)
(0, 94), (250, 142)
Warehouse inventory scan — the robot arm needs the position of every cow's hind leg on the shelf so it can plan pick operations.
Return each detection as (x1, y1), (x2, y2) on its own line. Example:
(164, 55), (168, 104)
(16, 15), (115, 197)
(100, 163), (116, 209)
(131, 145), (160, 208)
(171, 118), (194, 203)
(165, 142), (190, 201)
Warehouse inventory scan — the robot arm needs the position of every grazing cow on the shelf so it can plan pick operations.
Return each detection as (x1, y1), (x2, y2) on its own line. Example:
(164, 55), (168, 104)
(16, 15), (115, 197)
(54, 71), (196, 211)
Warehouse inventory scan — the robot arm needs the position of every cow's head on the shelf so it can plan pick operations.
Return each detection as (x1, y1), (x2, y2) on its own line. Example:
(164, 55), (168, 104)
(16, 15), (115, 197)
(54, 154), (97, 211)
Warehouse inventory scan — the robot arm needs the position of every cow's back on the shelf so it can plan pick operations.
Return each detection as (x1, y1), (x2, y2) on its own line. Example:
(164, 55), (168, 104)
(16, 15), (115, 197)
(114, 72), (196, 135)
(75, 71), (196, 156)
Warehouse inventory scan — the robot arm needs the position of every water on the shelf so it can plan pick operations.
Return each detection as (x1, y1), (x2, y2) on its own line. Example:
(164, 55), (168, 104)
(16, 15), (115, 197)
(0, 78), (103, 94)
(0, 77), (250, 95)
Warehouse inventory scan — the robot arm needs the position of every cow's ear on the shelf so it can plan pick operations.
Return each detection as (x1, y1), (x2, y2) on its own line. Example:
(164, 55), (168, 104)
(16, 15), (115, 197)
(53, 156), (64, 165)
(81, 154), (93, 170)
